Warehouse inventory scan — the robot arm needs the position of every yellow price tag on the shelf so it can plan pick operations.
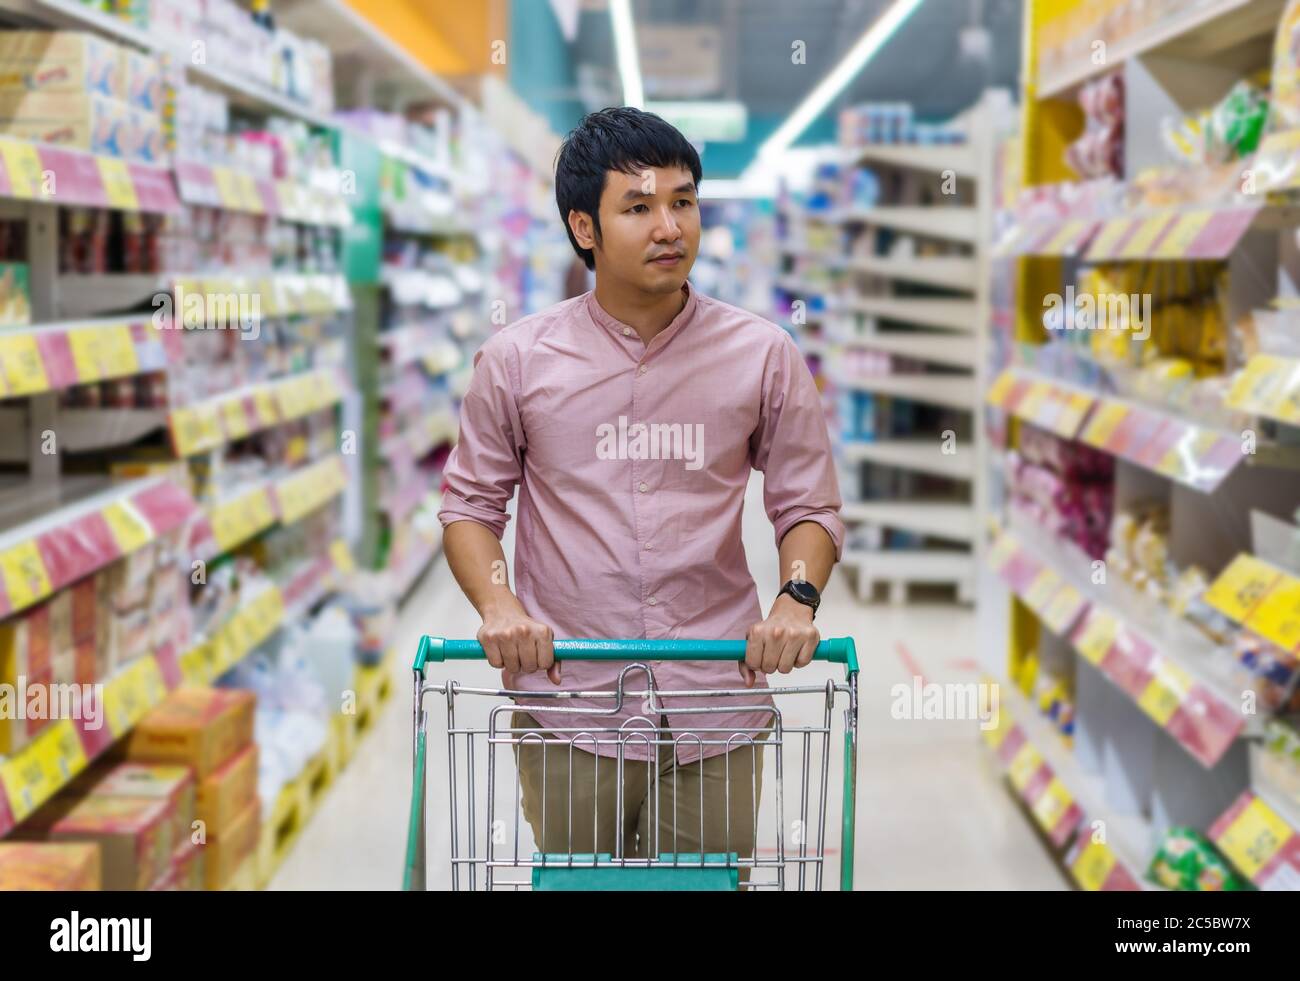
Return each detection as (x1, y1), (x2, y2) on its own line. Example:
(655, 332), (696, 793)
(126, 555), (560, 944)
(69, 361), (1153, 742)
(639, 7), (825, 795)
(96, 156), (139, 210)
(1043, 219), (1084, 254)
(1071, 839), (1119, 891)
(1074, 609), (1120, 665)
(329, 539), (355, 575)
(1226, 355), (1291, 415)
(1137, 657), (1194, 727)
(1204, 554), (1282, 625)
(1246, 576), (1300, 653)
(179, 642), (211, 686)
(1117, 214), (1173, 259)
(1080, 400), (1129, 449)
(101, 500), (153, 554)
(987, 533), (1019, 572)
(1056, 393), (1094, 436)
(0, 138), (45, 198)
(212, 167), (245, 210)
(1015, 382), (1051, 424)
(1007, 742), (1043, 792)
(0, 333), (49, 395)
(1042, 584), (1085, 635)
(220, 397), (251, 441)
(0, 539), (52, 613)
(103, 661), (155, 736)
(209, 499), (247, 553)
(1023, 567), (1062, 613)
(68, 324), (138, 382)
(1, 720), (86, 823)
(1030, 777), (1074, 832)
(1153, 211), (1214, 259)
(1215, 796), (1292, 881)
(1086, 218), (1134, 259)
(236, 172), (264, 213)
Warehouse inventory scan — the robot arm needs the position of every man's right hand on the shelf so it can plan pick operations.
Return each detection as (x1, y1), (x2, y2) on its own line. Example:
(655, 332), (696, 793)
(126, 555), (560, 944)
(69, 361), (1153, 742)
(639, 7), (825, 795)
(478, 602), (560, 684)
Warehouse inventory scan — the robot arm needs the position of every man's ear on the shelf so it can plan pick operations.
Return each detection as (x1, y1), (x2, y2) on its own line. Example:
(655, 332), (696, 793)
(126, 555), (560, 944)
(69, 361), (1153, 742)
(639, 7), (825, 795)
(568, 208), (597, 252)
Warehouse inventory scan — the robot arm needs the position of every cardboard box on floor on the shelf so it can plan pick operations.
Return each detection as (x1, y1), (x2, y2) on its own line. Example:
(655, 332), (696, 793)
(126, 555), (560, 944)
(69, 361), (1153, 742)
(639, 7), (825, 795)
(205, 799), (260, 890)
(197, 743), (258, 834)
(73, 761), (195, 857)
(0, 842), (100, 890)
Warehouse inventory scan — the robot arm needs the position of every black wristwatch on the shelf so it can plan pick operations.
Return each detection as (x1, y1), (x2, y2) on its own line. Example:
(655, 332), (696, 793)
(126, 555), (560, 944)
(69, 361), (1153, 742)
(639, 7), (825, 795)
(779, 579), (821, 619)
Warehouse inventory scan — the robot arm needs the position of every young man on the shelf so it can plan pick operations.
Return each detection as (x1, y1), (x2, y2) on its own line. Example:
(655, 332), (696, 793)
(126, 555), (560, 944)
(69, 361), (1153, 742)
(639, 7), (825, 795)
(438, 107), (843, 869)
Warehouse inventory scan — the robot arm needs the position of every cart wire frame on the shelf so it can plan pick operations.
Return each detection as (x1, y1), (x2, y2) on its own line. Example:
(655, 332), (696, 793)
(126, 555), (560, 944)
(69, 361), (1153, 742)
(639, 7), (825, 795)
(404, 636), (858, 891)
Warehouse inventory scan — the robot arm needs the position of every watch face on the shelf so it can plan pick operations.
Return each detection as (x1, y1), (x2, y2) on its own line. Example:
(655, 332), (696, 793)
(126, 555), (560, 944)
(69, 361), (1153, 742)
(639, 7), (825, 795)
(787, 580), (820, 606)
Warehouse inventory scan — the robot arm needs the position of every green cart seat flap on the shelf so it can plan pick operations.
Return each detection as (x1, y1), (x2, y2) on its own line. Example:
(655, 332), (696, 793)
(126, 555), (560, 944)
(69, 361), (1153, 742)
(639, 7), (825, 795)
(531, 853), (740, 891)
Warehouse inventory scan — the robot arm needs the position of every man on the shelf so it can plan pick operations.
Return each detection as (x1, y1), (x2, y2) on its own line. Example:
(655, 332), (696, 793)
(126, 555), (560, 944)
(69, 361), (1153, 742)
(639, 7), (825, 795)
(438, 107), (843, 873)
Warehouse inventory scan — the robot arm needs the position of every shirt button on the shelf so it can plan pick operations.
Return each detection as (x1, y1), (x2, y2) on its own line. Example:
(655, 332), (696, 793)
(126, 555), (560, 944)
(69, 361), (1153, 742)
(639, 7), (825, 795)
(644, 542), (653, 550)
(638, 364), (648, 375)
(647, 596), (658, 606)
(622, 327), (632, 336)
(638, 482), (649, 493)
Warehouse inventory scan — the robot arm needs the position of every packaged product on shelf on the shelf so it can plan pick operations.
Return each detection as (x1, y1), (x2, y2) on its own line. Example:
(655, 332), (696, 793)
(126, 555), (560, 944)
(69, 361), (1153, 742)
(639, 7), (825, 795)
(196, 742), (258, 833)
(1230, 633), (1300, 714)
(0, 90), (129, 157)
(1256, 718), (1300, 810)
(0, 842), (101, 890)
(0, 31), (123, 99)
(0, 603), (53, 754)
(204, 798), (259, 890)
(1270, 0), (1300, 132)
(122, 687), (255, 778)
(72, 761), (195, 855)
(14, 794), (174, 890)
(0, 261), (31, 326)
(119, 47), (161, 112)
(1146, 827), (1251, 891)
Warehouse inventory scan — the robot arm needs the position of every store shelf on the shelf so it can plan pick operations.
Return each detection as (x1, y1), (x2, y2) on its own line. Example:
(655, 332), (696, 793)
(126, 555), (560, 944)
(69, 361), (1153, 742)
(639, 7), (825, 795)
(988, 523), (1251, 767)
(0, 134), (179, 213)
(1225, 354), (1300, 427)
(390, 527), (443, 600)
(1209, 789), (1300, 890)
(841, 548), (974, 603)
(1035, 0), (1286, 99)
(831, 369), (977, 410)
(838, 206), (979, 244)
(776, 275), (837, 296)
(0, 475), (196, 619)
(841, 500), (976, 543)
(0, 315), (178, 399)
(56, 272), (352, 320)
(987, 367), (1246, 492)
(844, 254), (977, 291)
(379, 409), (457, 464)
(169, 367), (348, 457)
(831, 328), (977, 369)
(174, 159), (352, 226)
(986, 681), (1152, 890)
(844, 142), (978, 180)
(841, 439), (976, 480)
(842, 296), (978, 333)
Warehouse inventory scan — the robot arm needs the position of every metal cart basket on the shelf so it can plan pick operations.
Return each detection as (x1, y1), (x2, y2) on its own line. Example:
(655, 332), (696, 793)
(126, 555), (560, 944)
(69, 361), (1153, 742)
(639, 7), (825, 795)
(404, 636), (858, 891)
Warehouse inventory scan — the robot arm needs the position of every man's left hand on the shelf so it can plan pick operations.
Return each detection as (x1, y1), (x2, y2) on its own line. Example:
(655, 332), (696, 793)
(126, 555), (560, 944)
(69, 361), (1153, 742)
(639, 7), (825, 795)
(740, 594), (820, 688)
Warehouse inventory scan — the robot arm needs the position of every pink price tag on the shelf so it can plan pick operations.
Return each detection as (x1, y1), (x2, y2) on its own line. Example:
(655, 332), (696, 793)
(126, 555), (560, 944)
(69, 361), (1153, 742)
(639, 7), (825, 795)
(36, 331), (77, 389)
(39, 146), (105, 207)
(996, 725), (1026, 766)
(1020, 764), (1053, 806)
(1166, 685), (1244, 768)
(1101, 628), (1157, 698)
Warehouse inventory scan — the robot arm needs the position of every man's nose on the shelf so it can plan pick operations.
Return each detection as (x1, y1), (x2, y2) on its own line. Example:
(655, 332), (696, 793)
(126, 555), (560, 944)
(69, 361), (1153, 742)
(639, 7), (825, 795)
(652, 205), (682, 242)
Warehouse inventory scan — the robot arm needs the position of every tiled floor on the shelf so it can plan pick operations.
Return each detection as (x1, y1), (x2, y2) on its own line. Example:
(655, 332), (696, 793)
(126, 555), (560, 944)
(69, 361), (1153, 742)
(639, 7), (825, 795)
(270, 477), (1067, 890)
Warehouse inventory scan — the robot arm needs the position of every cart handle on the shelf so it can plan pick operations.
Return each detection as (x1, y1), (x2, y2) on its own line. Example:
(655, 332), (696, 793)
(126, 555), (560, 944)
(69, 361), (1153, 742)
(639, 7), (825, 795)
(415, 636), (858, 675)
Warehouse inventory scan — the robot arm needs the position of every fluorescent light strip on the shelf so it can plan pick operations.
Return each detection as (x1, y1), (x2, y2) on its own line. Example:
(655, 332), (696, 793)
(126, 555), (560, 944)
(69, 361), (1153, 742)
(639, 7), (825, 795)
(609, 0), (644, 109)
(756, 0), (926, 162)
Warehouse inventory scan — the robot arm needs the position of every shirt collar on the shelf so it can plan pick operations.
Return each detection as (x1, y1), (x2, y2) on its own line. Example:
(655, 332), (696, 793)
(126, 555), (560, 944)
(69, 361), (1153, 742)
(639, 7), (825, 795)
(585, 282), (700, 353)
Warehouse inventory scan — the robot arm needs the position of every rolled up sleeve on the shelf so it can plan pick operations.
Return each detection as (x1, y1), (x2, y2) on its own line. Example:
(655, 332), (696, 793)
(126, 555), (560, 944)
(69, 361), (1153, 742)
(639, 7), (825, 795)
(437, 335), (526, 540)
(750, 332), (845, 560)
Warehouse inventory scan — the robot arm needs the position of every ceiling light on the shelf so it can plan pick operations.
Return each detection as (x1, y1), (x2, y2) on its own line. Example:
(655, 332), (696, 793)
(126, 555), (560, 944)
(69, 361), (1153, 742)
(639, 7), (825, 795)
(755, 0), (926, 164)
(609, 0), (644, 109)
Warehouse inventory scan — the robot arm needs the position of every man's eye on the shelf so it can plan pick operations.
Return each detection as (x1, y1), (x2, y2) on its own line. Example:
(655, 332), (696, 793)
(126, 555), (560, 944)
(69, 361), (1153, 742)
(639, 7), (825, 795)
(629, 204), (648, 214)
(675, 199), (695, 208)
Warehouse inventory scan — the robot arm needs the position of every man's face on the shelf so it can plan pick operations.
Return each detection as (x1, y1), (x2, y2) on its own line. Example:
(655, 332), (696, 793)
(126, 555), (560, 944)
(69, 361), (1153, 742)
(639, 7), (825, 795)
(573, 165), (700, 295)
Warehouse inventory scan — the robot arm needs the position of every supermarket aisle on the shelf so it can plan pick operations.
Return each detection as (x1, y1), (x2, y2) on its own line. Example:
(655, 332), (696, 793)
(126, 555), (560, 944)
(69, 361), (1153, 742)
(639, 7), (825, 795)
(273, 475), (1064, 890)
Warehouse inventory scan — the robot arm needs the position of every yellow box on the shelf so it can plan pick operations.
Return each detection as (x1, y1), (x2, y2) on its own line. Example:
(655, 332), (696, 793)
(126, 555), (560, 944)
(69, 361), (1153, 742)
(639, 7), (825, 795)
(0, 32), (123, 99)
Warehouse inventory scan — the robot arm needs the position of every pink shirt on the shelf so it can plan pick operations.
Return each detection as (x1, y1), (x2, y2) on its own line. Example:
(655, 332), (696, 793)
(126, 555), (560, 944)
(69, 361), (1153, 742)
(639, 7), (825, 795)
(437, 284), (844, 763)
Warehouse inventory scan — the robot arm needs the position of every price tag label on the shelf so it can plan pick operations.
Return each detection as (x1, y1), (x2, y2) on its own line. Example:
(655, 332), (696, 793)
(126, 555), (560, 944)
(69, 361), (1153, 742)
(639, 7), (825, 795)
(1042, 584), (1086, 635)
(101, 500), (153, 554)
(250, 387), (279, 428)
(1, 720), (85, 823)
(212, 167), (245, 210)
(235, 172), (263, 212)
(329, 539), (355, 575)
(1022, 567), (1062, 613)
(0, 333), (50, 395)
(68, 324), (138, 382)
(1007, 742), (1043, 792)
(1246, 576), (1300, 654)
(1073, 608), (1120, 665)
(1225, 355), (1291, 415)
(0, 138), (44, 198)
(0, 539), (52, 612)
(1153, 211), (1214, 259)
(1030, 777), (1074, 832)
(1086, 218), (1135, 259)
(1204, 554), (1281, 625)
(209, 499), (246, 552)
(220, 398), (251, 441)
(1137, 657), (1193, 727)
(1071, 839), (1119, 891)
(1214, 796), (1292, 882)
(1080, 400), (1130, 449)
(96, 156), (138, 210)
(104, 667), (147, 736)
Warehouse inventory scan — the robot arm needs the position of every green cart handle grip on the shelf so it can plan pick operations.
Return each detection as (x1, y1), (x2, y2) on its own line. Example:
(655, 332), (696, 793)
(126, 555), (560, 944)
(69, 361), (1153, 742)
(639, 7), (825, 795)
(415, 636), (858, 675)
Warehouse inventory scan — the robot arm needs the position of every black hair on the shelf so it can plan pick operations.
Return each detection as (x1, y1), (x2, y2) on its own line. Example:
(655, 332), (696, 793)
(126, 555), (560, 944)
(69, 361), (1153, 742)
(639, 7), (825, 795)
(554, 107), (703, 271)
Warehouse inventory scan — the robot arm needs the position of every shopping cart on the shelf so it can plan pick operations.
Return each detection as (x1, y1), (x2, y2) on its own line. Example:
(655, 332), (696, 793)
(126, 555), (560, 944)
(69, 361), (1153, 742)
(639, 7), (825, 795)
(404, 636), (858, 891)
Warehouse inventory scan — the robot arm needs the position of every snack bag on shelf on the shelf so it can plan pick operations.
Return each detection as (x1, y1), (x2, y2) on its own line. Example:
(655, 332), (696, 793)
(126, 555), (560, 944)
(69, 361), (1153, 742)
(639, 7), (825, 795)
(1147, 827), (1251, 891)
(1270, 0), (1300, 132)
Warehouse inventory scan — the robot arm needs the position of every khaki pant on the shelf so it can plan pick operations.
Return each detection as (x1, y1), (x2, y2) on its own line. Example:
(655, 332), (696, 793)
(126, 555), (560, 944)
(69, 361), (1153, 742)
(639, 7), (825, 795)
(510, 711), (764, 878)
